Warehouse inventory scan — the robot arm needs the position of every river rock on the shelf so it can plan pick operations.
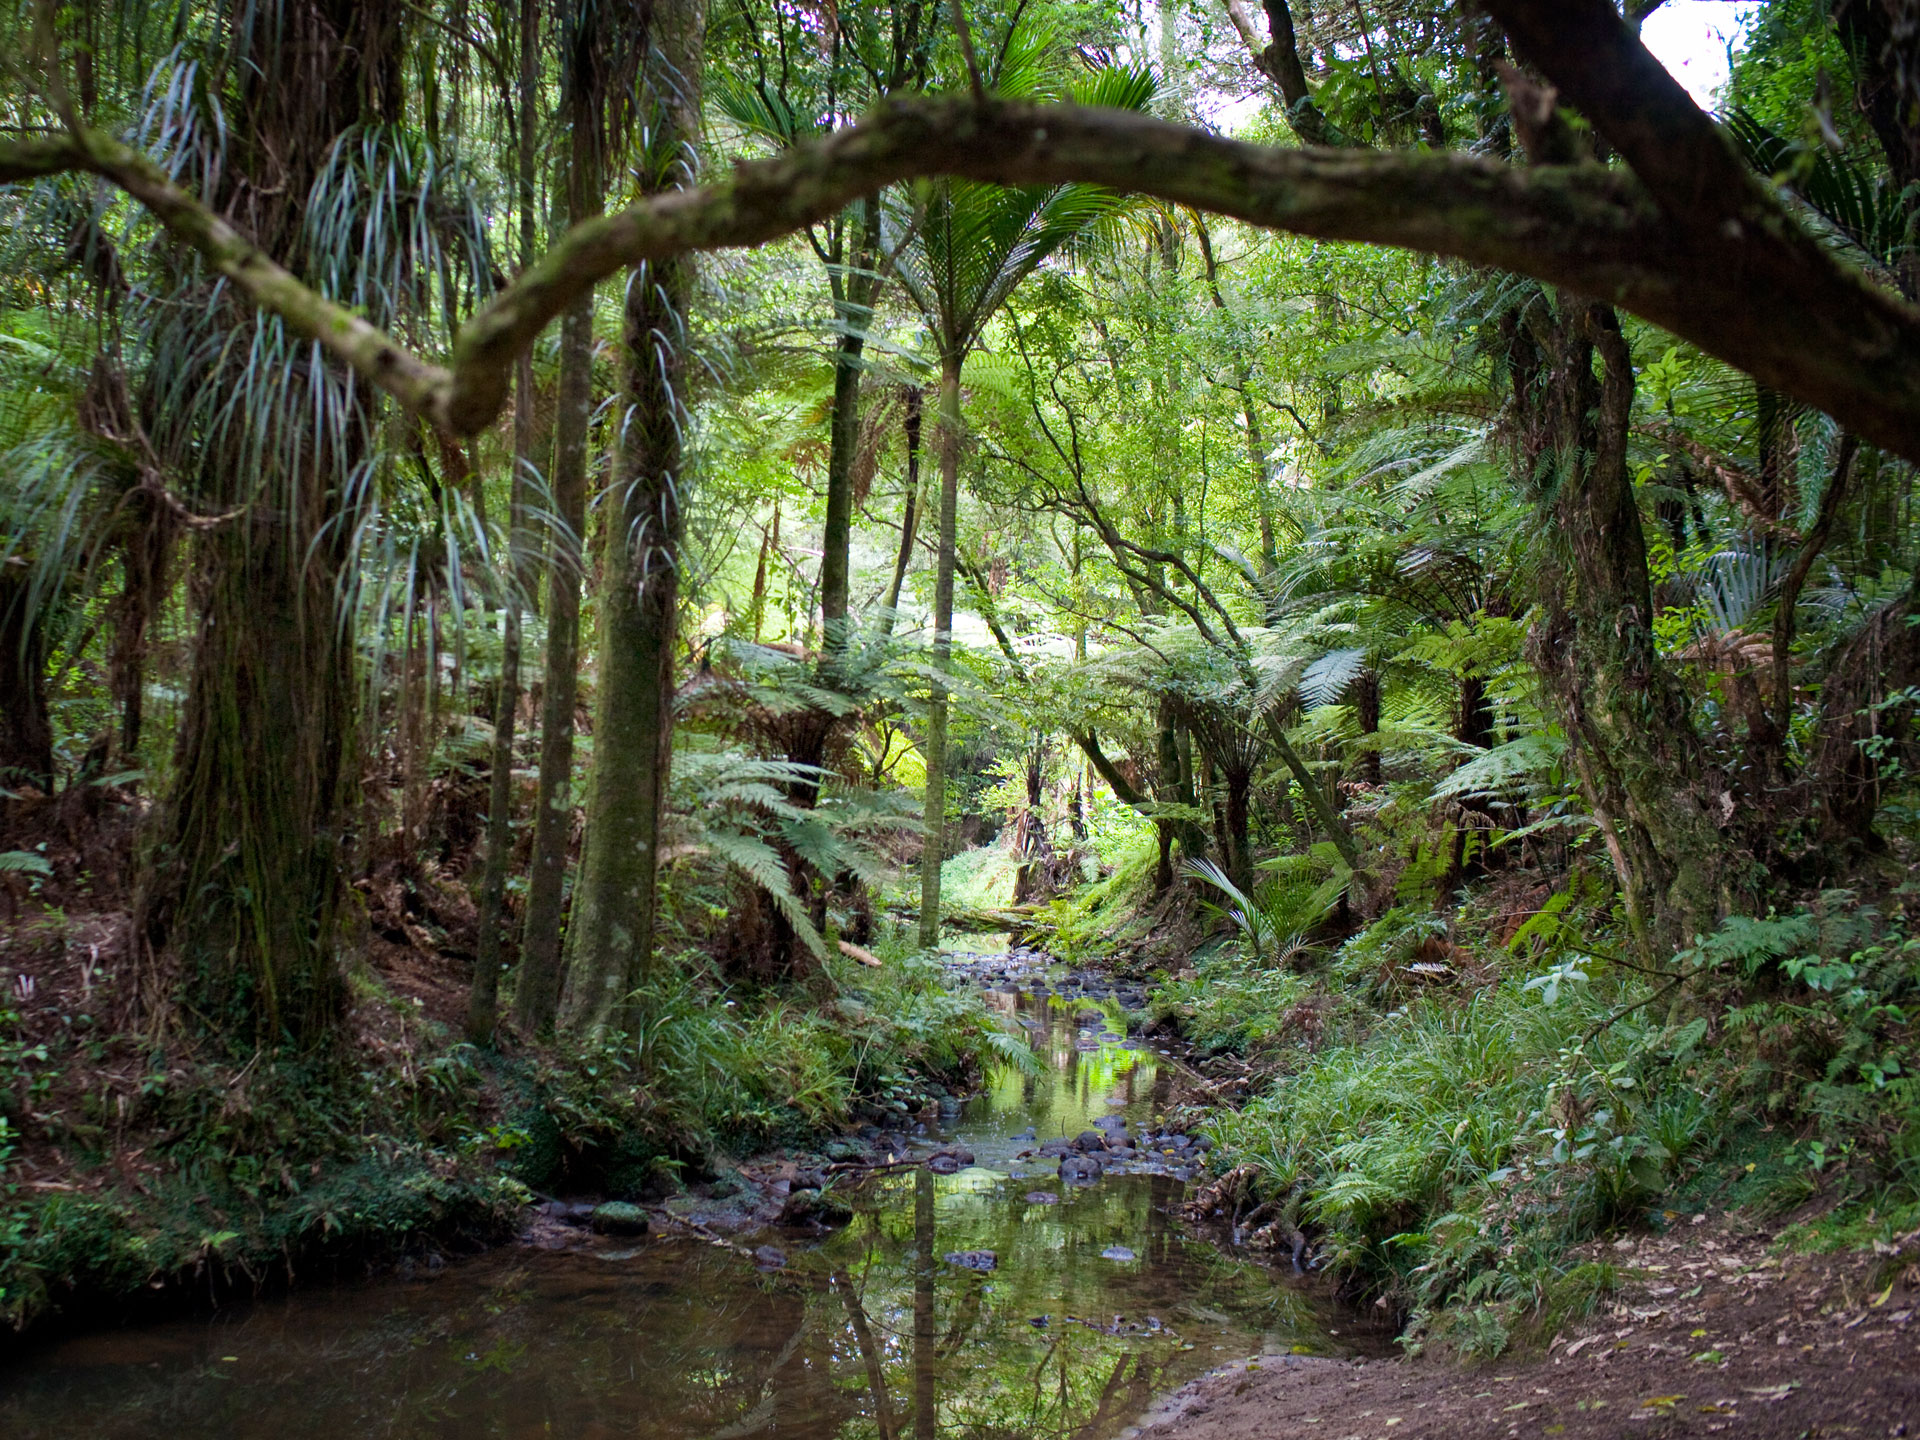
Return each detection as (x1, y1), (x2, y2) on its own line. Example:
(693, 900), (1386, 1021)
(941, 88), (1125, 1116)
(944, 1249), (998, 1272)
(925, 1145), (976, 1175)
(589, 1202), (650, 1237)
(1101, 1245), (1137, 1262)
(1037, 1138), (1074, 1158)
(1059, 1154), (1103, 1185)
(1072, 1130), (1108, 1152)
(542, 1199), (597, 1226)
(824, 1139), (866, 1162)
(753, 1245), (787, 1269)
(781, 1187), (853, 1226)
(1024, 1191), (1059, 1205)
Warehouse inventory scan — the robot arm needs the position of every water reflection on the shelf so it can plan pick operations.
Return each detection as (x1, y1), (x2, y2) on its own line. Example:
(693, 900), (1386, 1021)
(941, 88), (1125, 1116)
(0, 971), (1346, 1439)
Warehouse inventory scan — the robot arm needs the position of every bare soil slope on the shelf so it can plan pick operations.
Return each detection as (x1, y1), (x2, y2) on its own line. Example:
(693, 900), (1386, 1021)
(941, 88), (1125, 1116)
(1133, 1222), (1920, 1440)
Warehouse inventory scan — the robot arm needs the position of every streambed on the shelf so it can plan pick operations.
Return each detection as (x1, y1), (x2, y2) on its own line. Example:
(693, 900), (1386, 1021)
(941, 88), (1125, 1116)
(0, 948), (1357, 1438)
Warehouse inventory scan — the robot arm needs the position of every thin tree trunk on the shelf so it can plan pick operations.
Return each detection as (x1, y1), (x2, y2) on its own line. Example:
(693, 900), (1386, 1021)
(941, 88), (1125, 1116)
(1261, 711), (1360, 869)
(879, 385), (923, 635)
(916, 359), (961, 950)
(912, 1166), (937, 1440)
(820, 200), (881, 652)
(834, 1270), (898, 1440)
(560, 0), (704, 1036)
(1196, 216), (1279, 575)
(749, 503), (777, 641)
(515, 289), (593, 1035)
(469, 0), (540, 1043)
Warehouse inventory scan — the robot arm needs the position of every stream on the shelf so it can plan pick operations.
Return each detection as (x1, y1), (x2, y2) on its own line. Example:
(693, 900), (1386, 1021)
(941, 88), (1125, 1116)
(0, 947), (1360, 1438)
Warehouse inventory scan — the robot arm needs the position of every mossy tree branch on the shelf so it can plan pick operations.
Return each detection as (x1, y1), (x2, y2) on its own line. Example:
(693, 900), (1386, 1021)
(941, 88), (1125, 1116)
(13, 86), (1920, 459)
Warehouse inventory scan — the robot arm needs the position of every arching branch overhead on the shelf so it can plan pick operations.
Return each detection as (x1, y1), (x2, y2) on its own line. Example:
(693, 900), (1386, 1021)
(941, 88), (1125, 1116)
(11, 16), (1920, 459)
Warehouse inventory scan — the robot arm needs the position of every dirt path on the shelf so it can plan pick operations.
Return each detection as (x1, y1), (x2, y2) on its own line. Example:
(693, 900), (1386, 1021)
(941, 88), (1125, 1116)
(1130, 1223), (1920, 1440)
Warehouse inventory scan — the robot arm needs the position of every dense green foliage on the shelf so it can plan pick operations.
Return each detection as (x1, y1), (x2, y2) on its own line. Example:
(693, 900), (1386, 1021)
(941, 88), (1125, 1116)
(4, 0), (1920, 1355)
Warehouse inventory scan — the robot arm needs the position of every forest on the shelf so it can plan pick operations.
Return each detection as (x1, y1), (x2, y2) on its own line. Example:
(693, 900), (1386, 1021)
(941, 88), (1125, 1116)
(2, 0), (1920, 1433)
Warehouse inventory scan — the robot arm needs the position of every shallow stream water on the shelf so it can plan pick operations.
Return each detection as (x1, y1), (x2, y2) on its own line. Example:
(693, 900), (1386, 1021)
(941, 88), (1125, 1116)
(0, 949), (1355, 1438)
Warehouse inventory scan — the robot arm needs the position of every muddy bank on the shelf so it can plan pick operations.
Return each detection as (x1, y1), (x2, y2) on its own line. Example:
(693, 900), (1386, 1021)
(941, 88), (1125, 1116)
(1129, 1221), (1920, 1440)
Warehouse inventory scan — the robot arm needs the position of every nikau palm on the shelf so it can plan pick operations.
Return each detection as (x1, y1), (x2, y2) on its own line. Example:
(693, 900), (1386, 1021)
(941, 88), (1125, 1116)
(888, 49), (1154, 948)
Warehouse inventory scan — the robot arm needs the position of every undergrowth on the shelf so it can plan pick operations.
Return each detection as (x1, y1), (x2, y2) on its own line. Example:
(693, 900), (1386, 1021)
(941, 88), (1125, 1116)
(0, 924), (1001, 1334)
(1156, 877), (1920, 1360)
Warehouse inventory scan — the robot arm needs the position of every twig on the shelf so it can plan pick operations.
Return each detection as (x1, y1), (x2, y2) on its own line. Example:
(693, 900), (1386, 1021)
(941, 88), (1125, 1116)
(951, 0), (989, 105)
(1581, 972), (1693, 1043)
(644, 1205), (754, 1255)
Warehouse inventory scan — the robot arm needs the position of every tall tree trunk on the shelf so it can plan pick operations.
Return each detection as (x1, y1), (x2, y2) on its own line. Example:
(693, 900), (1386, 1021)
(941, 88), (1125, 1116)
(137, 0), (403, 1052)
(819, 200), (882, 652)
(916, 358), (961, 949)
(0, 574), (54, 796)
(513, 14), (608, 1038)
(1353, 667), (1382, 786)
(779, 200), (884, 978)
(1223, 765), (1254, 897)
(560, 0), (704, 1036)
(469, 0), (540, 1043)
(141, 490), (360, 1048)
(1520, 299), (1737, 954)
(1195, 216), (1280, 576)
(515, 286), (594, 1034)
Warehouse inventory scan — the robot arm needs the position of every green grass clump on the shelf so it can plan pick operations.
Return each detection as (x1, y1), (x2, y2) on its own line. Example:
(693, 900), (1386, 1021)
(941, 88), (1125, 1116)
(939, 845), (1021, 914)
(1206, 974), (1709, 1351)
(1151, 941), (1321, 1055)
(1041, 831), (1161, 964)
(1175, 885), (1920, 1357)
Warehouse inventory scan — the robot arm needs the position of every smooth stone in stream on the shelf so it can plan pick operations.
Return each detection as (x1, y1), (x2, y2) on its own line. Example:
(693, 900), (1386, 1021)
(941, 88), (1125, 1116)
(1101, 1246), (1137, 1262)
(753, 1246), (787, 1269)
(1059, 1155), (1103, 1185)
(944, 1250), (998, 1272)
(589, 1202), (650, 1237)
(1025, 1191), (1059, 1205)
(780, 1188), (853, 1226)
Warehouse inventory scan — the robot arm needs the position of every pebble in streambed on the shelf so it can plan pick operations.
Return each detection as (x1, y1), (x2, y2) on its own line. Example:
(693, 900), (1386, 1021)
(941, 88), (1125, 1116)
(1016, 1115), (1212, 1185)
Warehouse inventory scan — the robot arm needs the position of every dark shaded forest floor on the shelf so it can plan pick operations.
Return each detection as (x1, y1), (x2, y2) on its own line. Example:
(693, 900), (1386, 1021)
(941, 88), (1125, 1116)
(1135, 1218), (1920, 1440)
(1, 787), (495, 1197)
